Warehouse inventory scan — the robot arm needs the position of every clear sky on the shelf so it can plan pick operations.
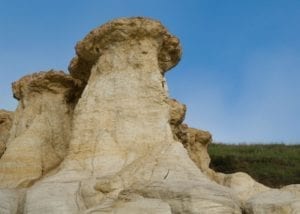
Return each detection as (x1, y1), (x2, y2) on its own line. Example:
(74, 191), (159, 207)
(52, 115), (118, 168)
(1, 0), (299, 143)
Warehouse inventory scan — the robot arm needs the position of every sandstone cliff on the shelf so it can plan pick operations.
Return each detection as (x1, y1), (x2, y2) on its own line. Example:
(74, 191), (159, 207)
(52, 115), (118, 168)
(0, 17), (299, 214)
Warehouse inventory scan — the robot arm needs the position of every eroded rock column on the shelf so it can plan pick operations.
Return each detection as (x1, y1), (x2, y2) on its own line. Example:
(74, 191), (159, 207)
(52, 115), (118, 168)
(25, 18), (241, 214)
(0, 71), (82, 188)
(62, 17), (181, 176)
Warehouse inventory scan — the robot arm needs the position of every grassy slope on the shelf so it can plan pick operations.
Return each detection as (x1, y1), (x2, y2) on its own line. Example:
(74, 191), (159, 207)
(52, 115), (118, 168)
(208, 143), (300, 188)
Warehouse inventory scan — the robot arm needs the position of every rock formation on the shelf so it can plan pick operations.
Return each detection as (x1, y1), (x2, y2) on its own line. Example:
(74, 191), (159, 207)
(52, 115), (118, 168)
(168, 98), (216, 178)
(241, 185), (300, 213)
(0, 71), (82, 188)
(0, 110), (13, 157)
(244, 189), (300, 213)
(0, 17), (299, 214)
(25, 17), (241, 213)
(167, 98), (271, 202)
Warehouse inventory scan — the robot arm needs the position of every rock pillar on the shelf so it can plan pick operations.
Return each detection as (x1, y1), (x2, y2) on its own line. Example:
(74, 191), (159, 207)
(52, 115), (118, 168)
(63, 17), (181, 176)
(25, 18), (241, 214)
(0, 71), (81, 188)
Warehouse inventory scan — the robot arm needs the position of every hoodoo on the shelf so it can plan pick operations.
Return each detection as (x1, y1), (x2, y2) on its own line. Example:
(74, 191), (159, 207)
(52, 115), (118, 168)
(0, 71), (82, 188)
(0, 17), (299, 214)
(25, 17), (241, 213)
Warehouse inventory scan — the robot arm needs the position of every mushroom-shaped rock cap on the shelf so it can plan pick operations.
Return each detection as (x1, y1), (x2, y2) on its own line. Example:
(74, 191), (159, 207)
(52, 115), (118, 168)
(12, 70), (83, 102)
(69, 17), (182, 82)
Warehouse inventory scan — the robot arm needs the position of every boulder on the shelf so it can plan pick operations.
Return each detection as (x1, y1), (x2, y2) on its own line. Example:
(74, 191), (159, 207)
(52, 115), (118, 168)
(281, 184), (300, 197)
(216, 172), (270, 201)
(244, 189), (300, 213)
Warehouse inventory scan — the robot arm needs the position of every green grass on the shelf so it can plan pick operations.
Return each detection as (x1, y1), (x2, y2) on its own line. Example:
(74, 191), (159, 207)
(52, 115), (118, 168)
(208, 143), (300, 188)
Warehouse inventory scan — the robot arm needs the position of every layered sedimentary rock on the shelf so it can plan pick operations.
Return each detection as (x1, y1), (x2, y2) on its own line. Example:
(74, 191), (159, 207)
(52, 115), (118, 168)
(216, 172), (270, 202)
(0, 110), (13, 157)
(167, 94), (272, 203)
(244, 189), (300, 213)
(0, 17), (299, 214)
(168, 98), (215, 177)
(0, 71), (82, 188)
(23, 17), (241, 214)
(238, 185), (300, 213)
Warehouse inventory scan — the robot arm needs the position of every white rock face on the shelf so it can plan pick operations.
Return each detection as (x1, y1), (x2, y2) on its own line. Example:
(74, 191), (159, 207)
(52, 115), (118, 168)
(0, 188), (26, 214)
(0, 71), (82, 188)
(244, 189), (300, 213)
(215, 172), (270, 202)
(1, 17), (298, 214)
(281, 184), (300, 197)
(84, 194), (172, 213)
(24, 17), (241, 214)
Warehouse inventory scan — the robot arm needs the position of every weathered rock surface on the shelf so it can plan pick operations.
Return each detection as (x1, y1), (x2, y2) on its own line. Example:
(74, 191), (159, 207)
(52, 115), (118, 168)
(216, 172), (270, 202)
(0, 71), (82, 188)
(0, 188), (26, 214)
(0, 17), (298, 214)
(244, 189), (300, 213)
(23, 17), (241, 214)
(281, 184), (300, 197)
(0, 110), (13, 157)
(168, 98), (215, 178)
(167, 99), (271, 204)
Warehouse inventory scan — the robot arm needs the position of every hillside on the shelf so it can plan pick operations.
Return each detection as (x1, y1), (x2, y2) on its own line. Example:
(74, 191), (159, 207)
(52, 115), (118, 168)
(208, 143), (300, 188)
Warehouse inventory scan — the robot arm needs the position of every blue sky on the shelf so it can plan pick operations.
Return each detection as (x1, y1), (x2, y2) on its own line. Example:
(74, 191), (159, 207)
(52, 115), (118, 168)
(1, 0), (299, 143)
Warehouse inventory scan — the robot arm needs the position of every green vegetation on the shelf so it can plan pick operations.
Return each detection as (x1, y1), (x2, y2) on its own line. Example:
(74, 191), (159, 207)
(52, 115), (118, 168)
(208, 143), (300, 188)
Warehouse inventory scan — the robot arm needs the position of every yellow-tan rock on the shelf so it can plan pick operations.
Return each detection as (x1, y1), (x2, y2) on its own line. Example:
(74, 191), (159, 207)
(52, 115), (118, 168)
(168, 98), (216, 178)
(0, 110), (13, 157)
(167, 95), (275, 210)
(24, 17), (241, 214)
(244, 189), (300, 213)
(0, 17), (298, 214)
(216, 172), (270, 202)
(0, 71), (82, 188)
